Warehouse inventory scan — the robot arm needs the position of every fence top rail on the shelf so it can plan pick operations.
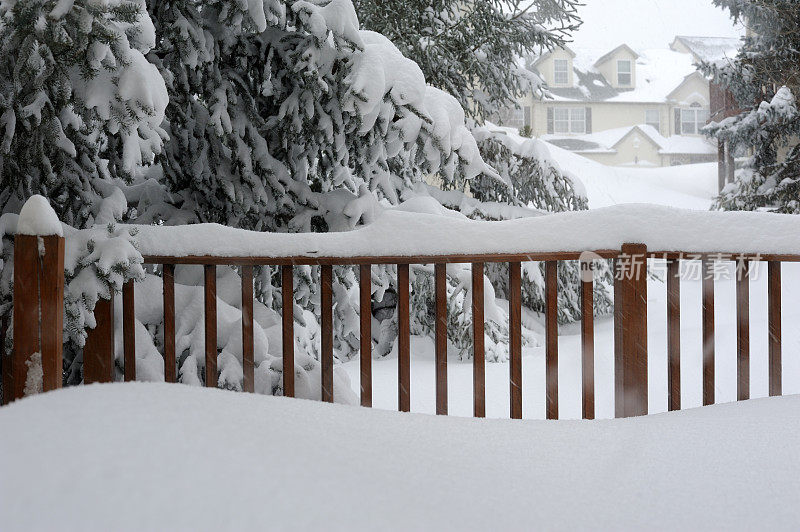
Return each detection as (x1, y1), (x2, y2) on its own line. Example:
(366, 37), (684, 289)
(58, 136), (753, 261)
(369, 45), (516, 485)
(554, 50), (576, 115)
(130, 204), (800, 262)
(140, 251), (800, 266)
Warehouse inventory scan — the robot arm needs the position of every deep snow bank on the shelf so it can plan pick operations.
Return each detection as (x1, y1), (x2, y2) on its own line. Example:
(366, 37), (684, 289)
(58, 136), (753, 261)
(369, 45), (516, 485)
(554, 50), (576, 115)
(1, 384), (798, 531)
(134, 204), (800, 259)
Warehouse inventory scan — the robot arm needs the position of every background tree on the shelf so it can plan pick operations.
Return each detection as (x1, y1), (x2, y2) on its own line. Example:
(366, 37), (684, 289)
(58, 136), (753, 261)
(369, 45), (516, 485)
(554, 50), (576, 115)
(355, 0), (614, 330)
(0, 0), (168, 227)
(0, 0), (493, 394)
(353, 0), (582, 121)
(701, 0), (800, 213)
(0, 0), (166, 391)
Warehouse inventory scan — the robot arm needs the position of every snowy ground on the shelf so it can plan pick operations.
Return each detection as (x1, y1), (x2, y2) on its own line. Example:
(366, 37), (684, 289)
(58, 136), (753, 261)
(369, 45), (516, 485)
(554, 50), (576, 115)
(342, 153), (800, 418)
(2, 383), (799, 531)
(543, 141), (719, 210)
(343, 262), (800, 419)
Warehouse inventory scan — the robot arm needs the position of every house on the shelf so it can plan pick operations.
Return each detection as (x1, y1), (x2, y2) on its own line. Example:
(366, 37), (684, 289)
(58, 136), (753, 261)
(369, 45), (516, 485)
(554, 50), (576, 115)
(495, 36), (741, 167)
(545, 124), (720, 167)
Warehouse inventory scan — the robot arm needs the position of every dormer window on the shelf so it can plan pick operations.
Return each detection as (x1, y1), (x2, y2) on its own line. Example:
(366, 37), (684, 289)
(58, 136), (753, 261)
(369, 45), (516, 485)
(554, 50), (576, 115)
(554, 59), (569, 85)
(617, 60), (632, 86)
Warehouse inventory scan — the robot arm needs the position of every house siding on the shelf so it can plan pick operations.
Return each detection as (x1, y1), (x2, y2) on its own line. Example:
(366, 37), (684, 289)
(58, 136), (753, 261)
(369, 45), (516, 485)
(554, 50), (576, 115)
(537, 48), (576, 88)
(533, 102), (672, 139)
(596, 48), (638, 89)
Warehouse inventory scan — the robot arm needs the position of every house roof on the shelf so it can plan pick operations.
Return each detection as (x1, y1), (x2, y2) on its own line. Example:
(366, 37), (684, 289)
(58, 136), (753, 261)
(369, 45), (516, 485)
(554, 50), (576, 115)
(593, 44), (640, 67)
(547, 68), (619, 102)
(542, 125), (717, 156)
(542, 48), (704, 104)
(531, 45), (576, 68)
(665, 71), (708, 102)
(671, 35), (741, 65)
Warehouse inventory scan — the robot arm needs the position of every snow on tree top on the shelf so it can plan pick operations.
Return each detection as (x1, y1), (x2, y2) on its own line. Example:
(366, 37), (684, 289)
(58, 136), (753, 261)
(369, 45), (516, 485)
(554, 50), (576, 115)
(133, 203), (800, 259)
(16, 195), (63, 237)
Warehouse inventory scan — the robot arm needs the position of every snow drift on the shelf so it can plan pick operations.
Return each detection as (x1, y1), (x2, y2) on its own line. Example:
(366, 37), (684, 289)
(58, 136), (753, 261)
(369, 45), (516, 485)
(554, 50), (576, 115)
(1, 384), (799, 530)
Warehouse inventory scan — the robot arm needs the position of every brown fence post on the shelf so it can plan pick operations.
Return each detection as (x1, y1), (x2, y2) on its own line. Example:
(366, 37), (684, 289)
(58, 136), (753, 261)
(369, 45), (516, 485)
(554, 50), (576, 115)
(40, 235), (65, 393)
(11, 235), (40, 401)
(84, 297), (115, 384)
(6, 203), (65, 404)
(616, 243), (648, 417)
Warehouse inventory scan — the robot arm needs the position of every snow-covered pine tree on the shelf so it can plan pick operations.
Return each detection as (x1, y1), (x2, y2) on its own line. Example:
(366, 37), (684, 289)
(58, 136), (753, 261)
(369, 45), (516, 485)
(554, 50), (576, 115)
(146, 0), (486, 230)
(356, 1), (612, 351)
(142, 0), (492, 375)
(701, 0), (800, 212)
(0, 0), (168, 226)
(352, 0), (581, 121)
(0, 0), (168, 394)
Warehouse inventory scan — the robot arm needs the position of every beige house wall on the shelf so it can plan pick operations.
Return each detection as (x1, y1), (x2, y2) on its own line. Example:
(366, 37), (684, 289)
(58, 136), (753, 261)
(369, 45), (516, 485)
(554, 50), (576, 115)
(525, 52), (712, 140)
(613, 132), (662, 165)
(531, 101), (669, 138)
(504, 47), (719, 167)
(576, 131), (663, 167)
(667, 75), (711, 136)
(596, 48), (638, 90)
(537, 48), (576, 89)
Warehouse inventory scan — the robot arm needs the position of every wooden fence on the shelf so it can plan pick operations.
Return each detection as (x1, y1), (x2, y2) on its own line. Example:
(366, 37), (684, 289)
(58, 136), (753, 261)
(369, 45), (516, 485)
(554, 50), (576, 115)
(2, 230), (792, 419)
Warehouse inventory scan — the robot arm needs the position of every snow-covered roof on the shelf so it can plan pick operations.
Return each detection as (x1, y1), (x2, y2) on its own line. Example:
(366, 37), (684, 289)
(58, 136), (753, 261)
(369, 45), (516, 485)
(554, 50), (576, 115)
(671, 35), (741, 65)
(530, 45), (576, 68)
(592, 44), (640, 67)
(543, 125), (716, 156)
(544, 47), (703, 104)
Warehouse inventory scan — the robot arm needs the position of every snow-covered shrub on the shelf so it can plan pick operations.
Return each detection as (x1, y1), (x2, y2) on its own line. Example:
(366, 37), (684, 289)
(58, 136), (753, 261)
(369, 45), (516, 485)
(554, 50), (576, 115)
(60, 225), (356, 402)
(62, 223), (146, 383)
(469, 127), (588, 212)
(407, 264), (522, 362)
(126, 267), (355, 402)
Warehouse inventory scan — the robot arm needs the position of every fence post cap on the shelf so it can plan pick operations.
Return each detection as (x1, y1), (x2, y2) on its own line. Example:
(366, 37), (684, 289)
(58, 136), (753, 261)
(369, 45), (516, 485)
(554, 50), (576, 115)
(17, 195), (63, 237)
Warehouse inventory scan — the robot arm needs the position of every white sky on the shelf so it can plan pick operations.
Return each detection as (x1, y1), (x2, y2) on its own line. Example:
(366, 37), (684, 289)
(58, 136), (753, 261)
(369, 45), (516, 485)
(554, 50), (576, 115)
(568, 0), (745, 51)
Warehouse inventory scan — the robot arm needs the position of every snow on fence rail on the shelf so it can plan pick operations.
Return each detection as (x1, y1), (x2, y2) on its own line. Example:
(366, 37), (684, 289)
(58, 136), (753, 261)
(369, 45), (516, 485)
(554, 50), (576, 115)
(133, 203), (800, 261)
(3, 197), (799, 418)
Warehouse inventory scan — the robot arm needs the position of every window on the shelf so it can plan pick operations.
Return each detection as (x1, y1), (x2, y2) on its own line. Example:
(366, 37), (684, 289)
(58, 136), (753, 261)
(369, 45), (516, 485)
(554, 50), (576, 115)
(497, 105), (527, 128)
(645, 109), (660, 131)
(570, 107), (586, 133)
(554, 108), (569, 133)
(510, 107), (524, 128)
(680, 106), (710, 135)
(554, 107), (585, 134)
(554, 59), (569, 85)
(617, 60), (632, 86)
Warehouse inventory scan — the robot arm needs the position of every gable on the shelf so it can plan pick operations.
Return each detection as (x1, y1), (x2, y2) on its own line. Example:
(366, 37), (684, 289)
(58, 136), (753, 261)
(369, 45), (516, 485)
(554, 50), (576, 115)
(593, 44), (640, 68)
(612, 126), (664, 152)
(667, 72), (709, 105)
(531, 46), (576, 68)
(592, 44), (639, 90)
(670, 36), (741, 65)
